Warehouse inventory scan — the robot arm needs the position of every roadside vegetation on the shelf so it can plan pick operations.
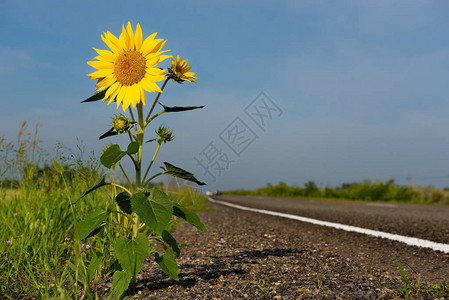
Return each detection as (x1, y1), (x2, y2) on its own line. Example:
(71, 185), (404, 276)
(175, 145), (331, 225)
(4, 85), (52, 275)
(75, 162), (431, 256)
(0, 122), (206, 299)
(224, 180), (449, 205)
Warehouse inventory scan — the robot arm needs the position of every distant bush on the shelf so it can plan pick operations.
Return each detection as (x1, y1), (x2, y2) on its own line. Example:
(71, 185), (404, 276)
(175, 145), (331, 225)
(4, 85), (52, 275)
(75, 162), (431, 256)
(224, 179), (449, 205)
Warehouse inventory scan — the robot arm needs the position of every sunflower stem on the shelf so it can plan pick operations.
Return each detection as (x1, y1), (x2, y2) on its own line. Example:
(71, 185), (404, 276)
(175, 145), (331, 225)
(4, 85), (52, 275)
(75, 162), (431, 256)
(110, 183), (132, 196)
(142, 141), (162, 184)
(142, 172), (164, 187)
(128, 107), (138, 137)
(145, 78), (169, 125)
(132, 102), (145, 239)
(146, 111), (166, 125)
(117, 162), (132, 187)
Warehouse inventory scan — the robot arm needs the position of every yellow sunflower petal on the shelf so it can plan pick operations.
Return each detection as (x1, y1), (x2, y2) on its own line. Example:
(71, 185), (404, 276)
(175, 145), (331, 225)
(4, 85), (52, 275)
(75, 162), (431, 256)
(101, 33), (121, 54)
(126, 22), (135, 50)
(127, 84), (140, 106)
(117, 85), (127, 106)
(141, 78), (162, 93)
(140, 32), (158, 55)
(134, 23), (143, 50)
(144, 74), (165, 83)
(109, 83), (121, 101)
(152, 40), (166, 54)
(88, 69), (114, 79)
(93, 48), (116, 62)
(146, 57), (160, 68)
(146, 68), (165, 76)
(105, 82), (120, 100)
(139, 86), (146, 106)
(158, 54), (171, 62)
(119, 25), (131, 50)
(106, 31), (125, 53)
(121, 99), (131, 112)
(97, 76), (117, 90)
(87, 60), (114, 70)
(120, 88), (132, 112)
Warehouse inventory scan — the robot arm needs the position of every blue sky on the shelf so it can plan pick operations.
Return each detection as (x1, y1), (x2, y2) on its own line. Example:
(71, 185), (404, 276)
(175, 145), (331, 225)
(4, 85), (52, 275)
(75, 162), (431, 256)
(2, 0), (449, 191)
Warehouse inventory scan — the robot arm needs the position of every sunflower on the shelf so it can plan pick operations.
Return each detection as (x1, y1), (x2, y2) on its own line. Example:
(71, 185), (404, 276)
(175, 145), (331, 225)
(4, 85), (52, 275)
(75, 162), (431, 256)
(168, 55), (197, 83)
(87, 22), (170, 112)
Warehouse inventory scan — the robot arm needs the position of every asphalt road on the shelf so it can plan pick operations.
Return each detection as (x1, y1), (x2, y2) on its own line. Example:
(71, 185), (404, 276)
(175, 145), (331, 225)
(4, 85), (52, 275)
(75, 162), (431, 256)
(102, 196), (449, 298)
(211, 195), (449, 284)
(213, 195), (449, 244)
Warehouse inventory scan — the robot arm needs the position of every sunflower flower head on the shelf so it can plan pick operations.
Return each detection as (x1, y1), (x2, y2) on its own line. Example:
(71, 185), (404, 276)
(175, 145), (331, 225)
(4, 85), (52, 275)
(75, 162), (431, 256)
(87, 22), (171, 112)
(167, 55), (197, 83)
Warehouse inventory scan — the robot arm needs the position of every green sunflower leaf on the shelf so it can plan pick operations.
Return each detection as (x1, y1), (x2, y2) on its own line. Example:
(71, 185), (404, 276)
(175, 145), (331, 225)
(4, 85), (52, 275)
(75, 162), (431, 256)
(82, 90), (107, 103)
(99, 128), (118, 140)
(173, 204), (206, 231)
(115, 233), (149, 279)
(115, 192), (133, 214)
(131, 190), (173, 235)
(161, 162), (206, 186)
(74, 176), (109, 204)
(75, 207), (109, 240)
(100, 144), (126, 169)
(155, 251), (179, 280)
(161, 230), (181, 256)
(159, 102), (205, 112)
(127, 141), (140, 155)
(108, 270), (132, 300)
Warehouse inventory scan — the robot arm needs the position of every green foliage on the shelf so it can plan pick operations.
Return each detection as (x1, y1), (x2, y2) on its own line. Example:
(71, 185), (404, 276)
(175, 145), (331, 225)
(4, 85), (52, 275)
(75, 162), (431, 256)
(75, 207), (109, 240)
(0, 125), (207, 298)
(115, 192), (133, 214)
(115, 233), (149, 279)
(161, 230), (181, 256)
(155, 251), (179, 280)
(162, 162), (206, 186)
(74, 176), (109, 204)
(81, 90), (107, 103)
(109, 271), (132, 299)
(394, 261), (449, 298)
(100, 145), (127, 169)
(131, 190), (173, 235)
(158, 102), (205, 112)
(224, 179), (449, 204)
(173, 203), (206, 231)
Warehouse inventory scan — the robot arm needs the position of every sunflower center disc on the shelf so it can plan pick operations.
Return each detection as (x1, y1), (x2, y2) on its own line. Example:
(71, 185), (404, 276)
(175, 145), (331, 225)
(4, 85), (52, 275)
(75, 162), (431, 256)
(114, 51), (146, 86)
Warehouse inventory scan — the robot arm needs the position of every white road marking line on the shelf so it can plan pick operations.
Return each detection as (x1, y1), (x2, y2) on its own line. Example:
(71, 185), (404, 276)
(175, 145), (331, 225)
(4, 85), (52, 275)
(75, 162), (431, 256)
(208, 197), (449, 254)
(366, 203), (397, 208)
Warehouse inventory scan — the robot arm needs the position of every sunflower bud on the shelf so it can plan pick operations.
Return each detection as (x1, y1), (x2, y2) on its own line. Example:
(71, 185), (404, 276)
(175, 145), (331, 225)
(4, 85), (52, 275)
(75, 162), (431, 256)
(156, 125), (174, 143)
(102, 142), (114, 153)
(111, 114), (132, 134)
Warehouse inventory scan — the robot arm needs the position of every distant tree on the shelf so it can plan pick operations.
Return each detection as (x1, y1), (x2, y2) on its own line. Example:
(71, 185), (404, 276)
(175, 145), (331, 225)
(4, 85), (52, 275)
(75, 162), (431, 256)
(304, 181), (320, 197)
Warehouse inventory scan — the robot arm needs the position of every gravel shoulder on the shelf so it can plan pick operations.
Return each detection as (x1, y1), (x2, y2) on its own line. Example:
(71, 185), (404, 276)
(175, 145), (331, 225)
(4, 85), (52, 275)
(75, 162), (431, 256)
(98, 198), (449, 299)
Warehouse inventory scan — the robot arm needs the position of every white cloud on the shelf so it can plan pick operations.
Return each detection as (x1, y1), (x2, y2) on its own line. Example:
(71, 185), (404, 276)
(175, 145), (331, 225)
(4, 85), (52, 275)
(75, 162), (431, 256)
(0, 46), (35, 75)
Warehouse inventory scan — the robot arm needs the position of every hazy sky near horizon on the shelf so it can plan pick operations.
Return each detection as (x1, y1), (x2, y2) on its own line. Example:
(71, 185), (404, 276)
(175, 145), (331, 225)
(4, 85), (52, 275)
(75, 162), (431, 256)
(2, 0), (449, 191)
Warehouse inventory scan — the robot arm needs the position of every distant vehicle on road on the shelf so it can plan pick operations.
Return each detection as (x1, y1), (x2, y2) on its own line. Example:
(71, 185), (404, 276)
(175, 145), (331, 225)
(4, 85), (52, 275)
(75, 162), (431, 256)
(205, 191), (222, 196)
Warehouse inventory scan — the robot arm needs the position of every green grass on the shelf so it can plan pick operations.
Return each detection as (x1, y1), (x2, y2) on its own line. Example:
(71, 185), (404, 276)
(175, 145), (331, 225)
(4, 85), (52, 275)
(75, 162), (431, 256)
(0, 177), (206, 298)
(394, 261), (448, 299)
(0, 123), (207, 299)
